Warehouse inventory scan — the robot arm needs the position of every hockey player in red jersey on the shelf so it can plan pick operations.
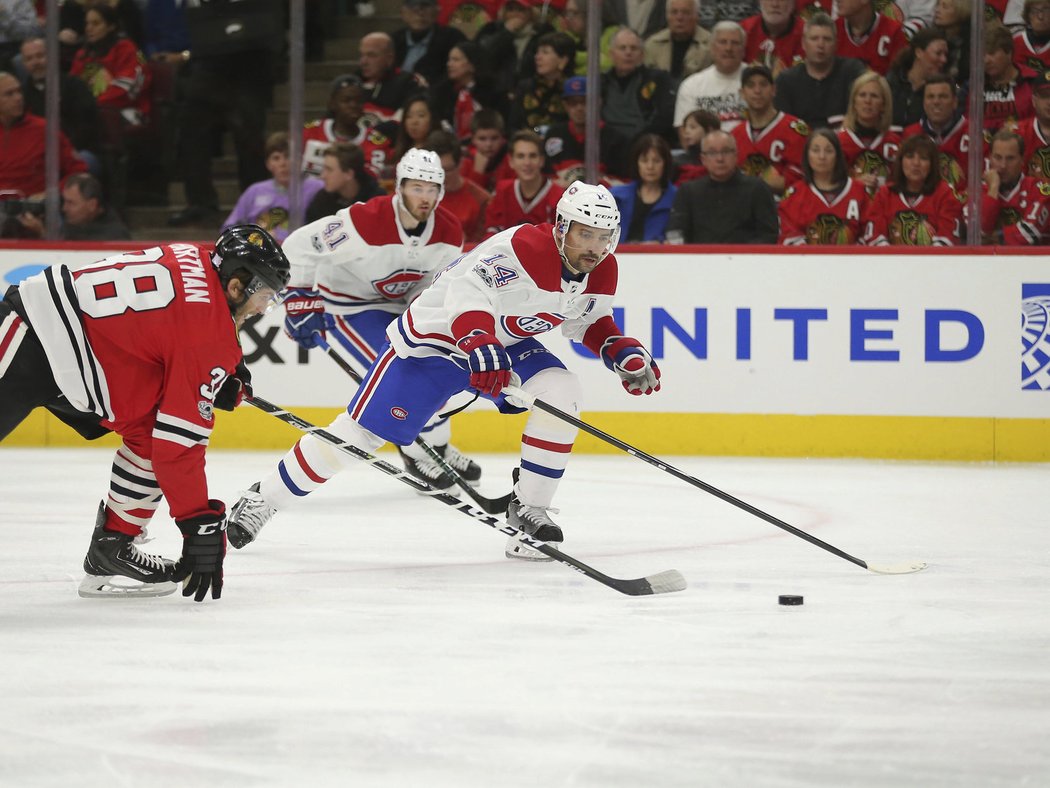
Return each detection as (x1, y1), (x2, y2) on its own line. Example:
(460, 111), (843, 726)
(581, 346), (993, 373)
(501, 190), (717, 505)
(979, 128), (1050, 244)
(228, 182), (662, 561)
(864, 134), (964, 245)
(0, 226), (291, 600)
(779, 128), (872, 244)
(276, 147), (482, 497)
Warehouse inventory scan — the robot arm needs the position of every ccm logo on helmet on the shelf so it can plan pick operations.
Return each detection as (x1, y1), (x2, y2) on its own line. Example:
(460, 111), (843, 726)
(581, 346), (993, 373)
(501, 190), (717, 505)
(390, 407), (408, 420)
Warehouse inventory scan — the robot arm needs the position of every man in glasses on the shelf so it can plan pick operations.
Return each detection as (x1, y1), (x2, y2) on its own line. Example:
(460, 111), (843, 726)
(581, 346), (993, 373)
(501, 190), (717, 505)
(665, 129), (779, 243)
(0, 224), (290, 602)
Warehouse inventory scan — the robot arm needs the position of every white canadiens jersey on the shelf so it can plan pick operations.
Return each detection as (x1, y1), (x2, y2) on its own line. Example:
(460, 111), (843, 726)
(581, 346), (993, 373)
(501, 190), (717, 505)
(282, 194), (464, 316)
(388, 222), (620, 361)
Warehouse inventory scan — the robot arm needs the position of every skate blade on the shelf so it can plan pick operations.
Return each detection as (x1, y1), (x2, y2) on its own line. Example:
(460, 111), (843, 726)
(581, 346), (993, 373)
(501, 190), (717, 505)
(78, 574), (177, 598)
(505, 538), (557, 562)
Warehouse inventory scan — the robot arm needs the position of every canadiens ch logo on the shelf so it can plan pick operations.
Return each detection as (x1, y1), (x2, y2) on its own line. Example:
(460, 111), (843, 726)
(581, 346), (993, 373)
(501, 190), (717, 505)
(390, 406), (408, 420)
(373, 270), (427, 299)
(501, 313), (563, 337)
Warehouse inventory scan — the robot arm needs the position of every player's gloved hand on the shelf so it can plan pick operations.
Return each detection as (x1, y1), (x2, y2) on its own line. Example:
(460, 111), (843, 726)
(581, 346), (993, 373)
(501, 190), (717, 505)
(214, 359), (252, 411)
(601, 336), (662, 396)
(458, 332), (512, 397)
(283, 288), (335, 349)
(172, 500), (227, 602)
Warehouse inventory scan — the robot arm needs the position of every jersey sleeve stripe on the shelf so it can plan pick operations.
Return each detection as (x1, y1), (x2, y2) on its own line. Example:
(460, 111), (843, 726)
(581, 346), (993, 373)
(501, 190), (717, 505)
(153, 413), (211, 447)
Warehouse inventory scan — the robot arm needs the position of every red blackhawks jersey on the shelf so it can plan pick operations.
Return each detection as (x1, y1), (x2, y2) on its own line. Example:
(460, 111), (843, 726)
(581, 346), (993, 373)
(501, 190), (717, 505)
(902, 116), (974, 194)
(388, 222), (621, 363)
(741, 14), (805, 77)
(778, 178), (872, 244)
(984, 71), (1036, 133)
(483, 179), (565, 236)
(979, 175), (1050, 245)
(837, 127), (902, 189)
(835, 15), (907, 75)
(17, 244), (242, 521)
(732, 112), (809, 186)
(70, 38), (151, 119)
(1013, 31), (1050, 72)
(1014, 116), (1050, 179)
(863, 180), (964, 245)
(300, 119), (394, 180)
(282, 194), (464, 316)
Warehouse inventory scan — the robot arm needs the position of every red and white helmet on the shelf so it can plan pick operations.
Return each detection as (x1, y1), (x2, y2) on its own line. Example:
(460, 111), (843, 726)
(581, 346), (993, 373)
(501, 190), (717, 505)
(395, 148), (445, 205)
(555, 180), (621, 260)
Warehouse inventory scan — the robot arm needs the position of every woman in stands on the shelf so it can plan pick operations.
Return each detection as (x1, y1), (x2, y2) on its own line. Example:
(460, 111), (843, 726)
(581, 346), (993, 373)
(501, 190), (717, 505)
(864, 133), (964, 246)
(836, 71), (901, 195)
(430, 41), (505, 142)
(507, 31), (575, 134)
(390, 93), (442, 168)
(612, 134), (677, 243)
(69, 2), (151, 128)
(778, 128), (872, 245)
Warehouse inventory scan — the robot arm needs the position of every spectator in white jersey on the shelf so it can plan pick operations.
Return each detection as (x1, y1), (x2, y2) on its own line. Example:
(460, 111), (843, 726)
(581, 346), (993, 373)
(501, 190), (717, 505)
(246, 148), (481, 516)
(673, 21), (748, 139)
(228, 181), (662, 562)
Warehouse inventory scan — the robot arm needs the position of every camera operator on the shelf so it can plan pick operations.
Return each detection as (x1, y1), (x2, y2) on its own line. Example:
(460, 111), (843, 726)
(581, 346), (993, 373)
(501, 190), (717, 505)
(14, 174), (130, 240)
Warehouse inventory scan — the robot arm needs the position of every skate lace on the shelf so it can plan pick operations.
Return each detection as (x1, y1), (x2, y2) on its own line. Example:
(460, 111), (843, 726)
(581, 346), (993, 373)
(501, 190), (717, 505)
(413, 455), (448, 482)
(515, 502), (560, 528)
(125, 544), (168, 572)
(232, 491), (277, 536)
(442, 445), (475, 473)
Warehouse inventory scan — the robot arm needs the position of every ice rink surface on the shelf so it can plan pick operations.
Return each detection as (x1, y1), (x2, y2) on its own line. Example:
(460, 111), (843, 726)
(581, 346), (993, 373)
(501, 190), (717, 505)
(0, 447), (1047, 788)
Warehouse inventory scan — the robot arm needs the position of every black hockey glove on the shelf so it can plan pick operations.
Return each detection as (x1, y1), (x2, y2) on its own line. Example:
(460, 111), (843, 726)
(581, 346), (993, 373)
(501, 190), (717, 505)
(173, 500), (227, 602)
(215, 359), (252, 411)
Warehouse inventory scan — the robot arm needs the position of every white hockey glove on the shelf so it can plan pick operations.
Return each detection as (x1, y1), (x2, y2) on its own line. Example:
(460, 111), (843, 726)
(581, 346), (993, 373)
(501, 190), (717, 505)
(600, 336), (662, 396)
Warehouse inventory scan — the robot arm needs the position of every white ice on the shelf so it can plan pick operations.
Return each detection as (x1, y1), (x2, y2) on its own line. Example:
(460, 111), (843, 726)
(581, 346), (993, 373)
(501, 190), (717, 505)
(0, 447), (1048, 788)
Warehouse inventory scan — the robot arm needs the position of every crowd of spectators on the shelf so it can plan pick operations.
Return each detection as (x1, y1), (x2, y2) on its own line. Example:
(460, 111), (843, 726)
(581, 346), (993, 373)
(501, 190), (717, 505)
(5, 0), (1050, 246)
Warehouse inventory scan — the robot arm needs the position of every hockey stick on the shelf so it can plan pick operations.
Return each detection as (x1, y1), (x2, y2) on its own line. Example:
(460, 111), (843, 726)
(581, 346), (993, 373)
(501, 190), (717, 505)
(244, 395), (687, 596)
(317, 340), (513, 515)
(502, 386), (927, 576)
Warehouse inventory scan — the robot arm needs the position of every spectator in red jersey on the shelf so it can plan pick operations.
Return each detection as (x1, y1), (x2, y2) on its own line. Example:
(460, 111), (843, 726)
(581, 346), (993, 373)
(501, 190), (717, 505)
(611, 133), (677, 242)
(980, 127), (1050, 244)
(430, 41), (505, 143)
(673, 107), (720, 183)
(984, 22), (1036, 134)
(0, 71), (87, 233)
(426, 129), (490, 241)
(779, 127), (872, 243)
(833, 0), (907, 75)
(461, 108), (514, 192)
(741, 0), (806, 78)
(483, 129), (564, 236)
(836, 70), (901, 193)
(864, 133), (963, 245)
(1017, 69), (1050, 178)
(643, 0), (713, 84)
(902, 74), (971, 194)
(731, 63), (809, 196)
(932, 0), (971, 82)
(301, 74), (396, 181)
(885, 27), (949, 127)
(69, 2), (151, 127)
(1013, 0), (1050, 72)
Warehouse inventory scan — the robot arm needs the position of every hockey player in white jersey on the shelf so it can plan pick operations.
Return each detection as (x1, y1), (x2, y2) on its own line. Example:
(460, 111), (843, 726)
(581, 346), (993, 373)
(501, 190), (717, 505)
(230, 181), (661, 560)
(278, 148), (482, 493)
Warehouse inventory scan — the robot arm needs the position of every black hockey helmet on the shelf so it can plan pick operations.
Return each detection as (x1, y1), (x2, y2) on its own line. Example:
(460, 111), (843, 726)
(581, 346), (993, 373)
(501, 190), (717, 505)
(213, 224), (291, 293)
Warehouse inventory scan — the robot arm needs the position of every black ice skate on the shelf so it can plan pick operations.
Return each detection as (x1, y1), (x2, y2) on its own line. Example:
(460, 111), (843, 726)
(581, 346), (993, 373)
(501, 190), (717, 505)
(78, 502), (177, 598)
(437, 444), (482, 485)
(398, 447), (455, 490)
(505, 490), (563, 562)
(228, 482), (278, 549)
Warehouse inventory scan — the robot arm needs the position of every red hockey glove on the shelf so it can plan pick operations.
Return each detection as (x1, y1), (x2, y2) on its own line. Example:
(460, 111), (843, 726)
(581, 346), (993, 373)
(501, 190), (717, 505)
(458, 332), (513, 397)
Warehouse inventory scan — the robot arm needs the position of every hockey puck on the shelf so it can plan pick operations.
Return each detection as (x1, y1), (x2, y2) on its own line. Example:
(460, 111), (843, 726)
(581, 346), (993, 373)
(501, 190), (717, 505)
(778, 595), (804, 606)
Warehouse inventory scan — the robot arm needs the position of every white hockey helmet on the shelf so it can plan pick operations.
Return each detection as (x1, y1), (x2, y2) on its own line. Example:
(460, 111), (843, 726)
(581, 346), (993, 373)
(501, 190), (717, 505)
(395, 148), (445, 205)
(555, 180), (621, 260)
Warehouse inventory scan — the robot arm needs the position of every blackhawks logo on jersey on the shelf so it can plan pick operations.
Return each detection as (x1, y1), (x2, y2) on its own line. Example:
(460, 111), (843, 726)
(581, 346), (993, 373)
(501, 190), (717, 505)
(743, 153), (772, 177)
(1039, 180), (1050, 197)
(999, 206), (1022, 228)
(806, 214), (855, 245)
(1029, 147), (1050, 178)
(873, 0), (904, 21)
(889, 210), (934, 245)
(789, 119), (810, 137)
(852, 150), (890, 180)
(939, 152), (965, 190)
